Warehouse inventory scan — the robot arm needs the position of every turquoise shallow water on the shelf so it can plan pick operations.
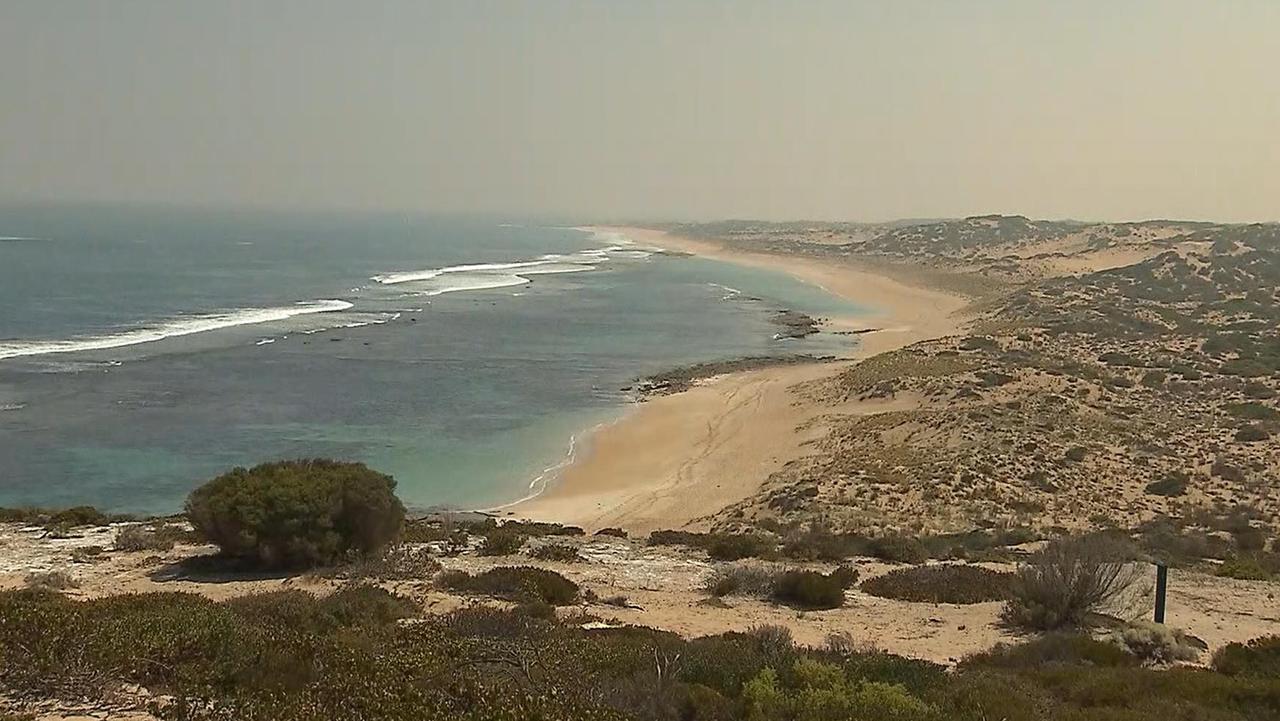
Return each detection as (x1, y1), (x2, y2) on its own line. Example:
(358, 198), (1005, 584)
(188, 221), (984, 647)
(0, 207), (869, 513)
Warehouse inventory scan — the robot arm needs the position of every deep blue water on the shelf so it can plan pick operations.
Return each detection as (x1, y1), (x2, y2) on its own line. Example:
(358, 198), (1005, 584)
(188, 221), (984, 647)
(0, 206), (865, 514)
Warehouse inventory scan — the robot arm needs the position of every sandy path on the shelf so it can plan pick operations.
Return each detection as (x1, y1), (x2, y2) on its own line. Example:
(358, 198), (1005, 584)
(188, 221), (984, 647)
(509, 227), (971, 532)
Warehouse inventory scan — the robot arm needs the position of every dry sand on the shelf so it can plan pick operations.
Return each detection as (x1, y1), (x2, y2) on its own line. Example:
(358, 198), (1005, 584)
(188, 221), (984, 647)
(510, 227), (971, 532)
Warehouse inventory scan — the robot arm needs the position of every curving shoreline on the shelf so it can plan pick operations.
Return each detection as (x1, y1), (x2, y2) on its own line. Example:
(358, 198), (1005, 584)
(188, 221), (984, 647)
(508, 226), (972, 532)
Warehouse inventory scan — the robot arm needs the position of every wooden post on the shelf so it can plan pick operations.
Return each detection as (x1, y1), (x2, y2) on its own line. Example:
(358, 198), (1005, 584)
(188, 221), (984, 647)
(1154, 562), (1168, 624)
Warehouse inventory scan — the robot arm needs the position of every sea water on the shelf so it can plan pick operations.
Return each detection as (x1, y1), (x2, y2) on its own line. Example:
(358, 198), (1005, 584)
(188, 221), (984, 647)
(0, 206), (868, 514)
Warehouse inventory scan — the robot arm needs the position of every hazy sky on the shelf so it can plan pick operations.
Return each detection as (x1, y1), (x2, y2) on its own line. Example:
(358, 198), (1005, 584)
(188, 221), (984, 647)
(2, 1), (1278, 222)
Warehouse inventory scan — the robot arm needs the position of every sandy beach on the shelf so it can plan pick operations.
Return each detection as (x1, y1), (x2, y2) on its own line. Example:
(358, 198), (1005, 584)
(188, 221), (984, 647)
(511, 226), (971, 532)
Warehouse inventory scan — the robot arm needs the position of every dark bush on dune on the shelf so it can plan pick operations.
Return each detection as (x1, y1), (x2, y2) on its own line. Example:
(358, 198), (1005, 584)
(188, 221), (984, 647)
(1213, 635), (1280, 677)
(861, 564), (1014, 604)
(528, 543), (584, 562)
(437, 566), (580, 605)
(185, 459), (405, 569)
(771, 569), (847, 610)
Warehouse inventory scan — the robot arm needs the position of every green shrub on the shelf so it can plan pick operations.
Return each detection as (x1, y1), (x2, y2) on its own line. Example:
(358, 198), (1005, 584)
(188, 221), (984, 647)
(1003, 535), (1141, 630)
(224, 584), (416, 633)
(528, 543), (584, 562)
(478, 528), (526, 556)
(771, 570), (846, 610)
(184, 459), (405, 569)
(323, 543), (442, 580)
(1223, 402), (1280, 421)
(965, 633), (1138, 669)
(1242, 382), (1276, 399)
(1212, 635), (1280, 677)
(1109, 621), (1203, 664)
(0, 505), (129, 528)
(647, 529), (775, 560)
(705, 534), (772, 561)
(703, 564), (779, 597)
(869, 535), (929, 564)
(23, 570), (77, 591)
(437, 566), (580, 605)
(1144, 474), (1190, 497)
(1217, 555), (1272, 580)
(781, 528), (871, 561)
(861, 564), (1013, 604)
(1234, 424), (1271, 442)
(113, 524), (188, 552)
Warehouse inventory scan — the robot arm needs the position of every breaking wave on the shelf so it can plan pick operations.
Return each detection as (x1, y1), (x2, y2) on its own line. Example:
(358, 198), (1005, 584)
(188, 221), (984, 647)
(0, 300), (353, 360)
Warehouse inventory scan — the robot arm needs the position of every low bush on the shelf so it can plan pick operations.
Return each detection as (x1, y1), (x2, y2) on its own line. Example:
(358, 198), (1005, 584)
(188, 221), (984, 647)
(0, 505), (130, 528)
(648, 529), (777, 560)
(113, 524), (190, 552)
(1223, 402), (1280, 421)
(1145, 474), (1190, 497)
(1234, 424), (1271, 442)
(594, 527), (628, 538)
(771, 569), (846, 610)
(1003, 535), (1141, 630)
(861, 564), (1014, 604)
(703, 564), (780, 597)
(224, 584), (417, 633)
(528, 543), (584, 562)
(1109, 621), (1203, 664)
(781, 528), (871, 561)
(23, 570), (77, 591)
(323, 543), (442, 580)
(705, 533), (772, 561)
(869, 535), (929, 564)
(1216, 555), (1272, 580)
(478, 528), (526, 556)
(965, 633), (1139, 669)
(1212, 635), (1280, 677)
(184, 459), (405, 569)
(437, 566), (580, 605)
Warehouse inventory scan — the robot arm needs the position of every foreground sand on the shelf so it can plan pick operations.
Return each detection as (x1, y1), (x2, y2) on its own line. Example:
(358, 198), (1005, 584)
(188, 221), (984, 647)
(510, 227), (970, 532)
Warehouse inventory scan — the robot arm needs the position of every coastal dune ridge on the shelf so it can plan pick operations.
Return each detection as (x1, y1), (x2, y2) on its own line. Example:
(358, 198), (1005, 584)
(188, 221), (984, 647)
(511, 225), (971, 532)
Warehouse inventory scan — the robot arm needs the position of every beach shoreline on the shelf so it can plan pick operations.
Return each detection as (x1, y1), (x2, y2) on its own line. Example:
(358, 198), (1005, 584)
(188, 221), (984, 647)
(507, 226), (972, 532)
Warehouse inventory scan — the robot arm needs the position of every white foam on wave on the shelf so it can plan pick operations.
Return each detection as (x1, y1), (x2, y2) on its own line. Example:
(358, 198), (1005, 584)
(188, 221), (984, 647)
(372, 260), (555, 285)
(0, 299), (354, 361)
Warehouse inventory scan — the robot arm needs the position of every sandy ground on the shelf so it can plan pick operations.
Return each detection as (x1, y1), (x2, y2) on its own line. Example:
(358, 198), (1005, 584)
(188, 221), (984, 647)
(510, 227), (970, 532)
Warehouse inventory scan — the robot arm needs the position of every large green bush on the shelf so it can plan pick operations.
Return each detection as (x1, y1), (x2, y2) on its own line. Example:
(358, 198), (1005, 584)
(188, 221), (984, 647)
(185, 459), (405, 568)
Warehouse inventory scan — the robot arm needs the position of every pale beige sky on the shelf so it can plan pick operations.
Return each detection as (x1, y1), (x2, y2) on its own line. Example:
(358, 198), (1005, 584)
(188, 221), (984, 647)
(2, 1), (1277, 222)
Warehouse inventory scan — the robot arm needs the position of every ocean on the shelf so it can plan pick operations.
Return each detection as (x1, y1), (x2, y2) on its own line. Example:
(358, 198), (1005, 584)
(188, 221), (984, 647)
(0, 206), (865, 514)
